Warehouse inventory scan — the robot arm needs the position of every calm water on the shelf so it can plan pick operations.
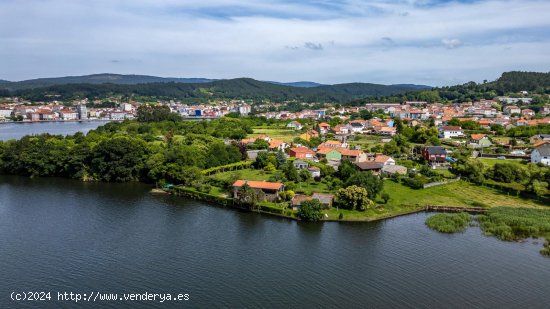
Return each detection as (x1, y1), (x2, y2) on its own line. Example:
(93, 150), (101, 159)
(1, 176), (549, 308)
(0, 121), (109, 140)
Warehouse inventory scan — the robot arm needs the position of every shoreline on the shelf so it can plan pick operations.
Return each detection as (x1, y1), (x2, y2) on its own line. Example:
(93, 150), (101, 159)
(0, 119), (116, 124)
(159, 186), (437, 223)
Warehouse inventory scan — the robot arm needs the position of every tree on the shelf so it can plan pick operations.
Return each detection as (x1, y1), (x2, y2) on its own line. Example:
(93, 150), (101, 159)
(264, 162), (276, 172)
(90, 137), (147, 182)
(297, 199), (323, 222)
(335, 185), (374, 211)
(166, 165), (203, 186)
(284, 162), (299, 181)
(248, 139), (269, 150)
(137, 104), (180, 122)
(490, 163), (527, 183)
(337, 160), (358, 180)
(276, 149), (287, 168)
(299, 169), (312, 182)
(381, 192), (390, 204)
(205, 142), (242, 168)
(236, 183), (259, 209)
(452, 159), (486, 184)
(529, 180), (549, 199)
(344, 172), (384, 198)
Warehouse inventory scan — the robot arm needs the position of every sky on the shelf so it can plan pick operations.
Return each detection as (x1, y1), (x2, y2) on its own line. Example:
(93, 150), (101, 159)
(1, 0), (549, 86)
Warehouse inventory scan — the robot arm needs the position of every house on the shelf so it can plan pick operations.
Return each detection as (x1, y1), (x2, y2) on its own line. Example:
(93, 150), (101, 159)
(232, 180), (285, 202)
(110, 112), (125, 120)
(332, 124), (350, 135)
(375, 126), (397, 136)
(311, 193), (334, 209)
(26, 112), (40, 122)
(316, 148), (342, 161)
(308, 166), (321, 178)
(531, 143), (550, 166)
(354, 162), (383, 174)
(421, 146), (447, 166)
(521, 109), (535, 117)
(338, 148), (367, 163)
(382, 165), (408, 175)
(318, 140), (344, 149)
(349, 121), (366, 133)
(318, 122), (331, 134)
(503, 105), (521, 115)
(293, 160), (309, 170)
(289, 147), (316, 159)
(439, 126), (464, 139)
(374, 154), (395, 166)
(287, 121), (303, 130)
(290, 195), (313, 210)
(469, 134), (492, 148)
(240, 138), (257, 146)
(299, 130), (319, 141)
(269, 139), (288, 151)
(59, 109), (78, 120)
(39, 111), (56, 120)
(530, 134), (550, 144)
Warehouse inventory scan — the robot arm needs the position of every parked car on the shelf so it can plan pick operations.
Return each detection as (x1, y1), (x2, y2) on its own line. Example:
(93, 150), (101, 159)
(496, 156), (506, 160)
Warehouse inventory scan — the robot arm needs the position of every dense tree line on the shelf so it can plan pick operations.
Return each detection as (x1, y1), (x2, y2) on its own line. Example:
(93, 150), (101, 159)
(12, 78), (422, 103)
(355, 71), (550, 104)
(0, 118), (254, 183)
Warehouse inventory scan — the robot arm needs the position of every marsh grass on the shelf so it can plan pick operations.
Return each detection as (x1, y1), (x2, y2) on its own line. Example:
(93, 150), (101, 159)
(425, 212), (471, 233)
(478, 207), (550, 257)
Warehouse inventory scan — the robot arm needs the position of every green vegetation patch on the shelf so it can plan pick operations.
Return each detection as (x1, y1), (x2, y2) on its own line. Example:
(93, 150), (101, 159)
(425, 212), (471, 233)
(478, 207), (550, 241)
(478, 207), (550, 256)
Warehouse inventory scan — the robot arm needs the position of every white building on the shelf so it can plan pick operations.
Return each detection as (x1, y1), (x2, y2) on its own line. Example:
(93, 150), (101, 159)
(439, 126), (464, 139)
(531, 144), (550, 166)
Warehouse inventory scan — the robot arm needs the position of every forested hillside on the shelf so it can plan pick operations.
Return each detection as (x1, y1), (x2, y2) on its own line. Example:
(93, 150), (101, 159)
(357, 71), (550, 104)
(8, 78), (427, 103)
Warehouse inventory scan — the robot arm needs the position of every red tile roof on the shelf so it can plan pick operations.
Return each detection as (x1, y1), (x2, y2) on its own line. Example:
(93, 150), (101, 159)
(232, 180), (284, 190)
(290, 147), (316, 154)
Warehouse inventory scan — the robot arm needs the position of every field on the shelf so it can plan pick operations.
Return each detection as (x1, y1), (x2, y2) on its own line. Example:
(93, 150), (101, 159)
(476, 157), (527, 167)
(382, 180), (546, 209)
(346, 135), (385, 151)
(249, 127), (299, 143)
(208, 168), (548, 221)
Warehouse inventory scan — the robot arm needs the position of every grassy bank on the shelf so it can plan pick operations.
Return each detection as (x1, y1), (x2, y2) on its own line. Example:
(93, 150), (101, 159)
(383, 180), (545, 209)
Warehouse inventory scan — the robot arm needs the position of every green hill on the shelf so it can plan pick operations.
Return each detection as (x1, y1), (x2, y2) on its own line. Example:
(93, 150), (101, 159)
(12, 77), (428, 103)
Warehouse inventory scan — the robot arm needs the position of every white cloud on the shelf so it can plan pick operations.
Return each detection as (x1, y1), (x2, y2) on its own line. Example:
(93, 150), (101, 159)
(0, 0), (549, 85)
(442, 38), (463, 49)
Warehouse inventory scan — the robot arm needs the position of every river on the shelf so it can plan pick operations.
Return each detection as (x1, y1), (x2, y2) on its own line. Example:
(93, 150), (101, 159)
(0, 121), (110, 141)
(1, 175), (549, 308)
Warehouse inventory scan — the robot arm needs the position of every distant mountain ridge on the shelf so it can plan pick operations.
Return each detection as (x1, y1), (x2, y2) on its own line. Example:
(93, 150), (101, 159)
(1, 74), (215, 90)
(9, 76), (431, 103)
(266, 81), (325, 88)
(0, 73), (430, 91)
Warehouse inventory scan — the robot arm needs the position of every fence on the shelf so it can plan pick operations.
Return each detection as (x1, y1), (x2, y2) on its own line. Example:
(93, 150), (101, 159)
(423, 177), (461, 189)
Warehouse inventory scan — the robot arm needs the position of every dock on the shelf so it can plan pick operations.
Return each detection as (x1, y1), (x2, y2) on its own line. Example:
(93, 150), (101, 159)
(425, 205), (488, 214)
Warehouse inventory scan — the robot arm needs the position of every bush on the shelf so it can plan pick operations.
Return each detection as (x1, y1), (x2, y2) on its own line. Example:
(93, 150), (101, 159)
(297, 200), (323, 222)
(402, 175), (429, 189)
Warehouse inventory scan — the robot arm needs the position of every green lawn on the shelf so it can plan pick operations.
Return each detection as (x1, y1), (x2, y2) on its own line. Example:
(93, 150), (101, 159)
(249, 127), (299, 143)
(211, 169), (271, 182)
(347, 135), (385, 151)
(477, 158), (527, 167)
(209, 169), (547, 221)
(382, 180), (546, 209)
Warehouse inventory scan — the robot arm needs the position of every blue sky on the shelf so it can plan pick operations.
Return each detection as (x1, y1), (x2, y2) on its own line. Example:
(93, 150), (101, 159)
(1, 0), (549, 86)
